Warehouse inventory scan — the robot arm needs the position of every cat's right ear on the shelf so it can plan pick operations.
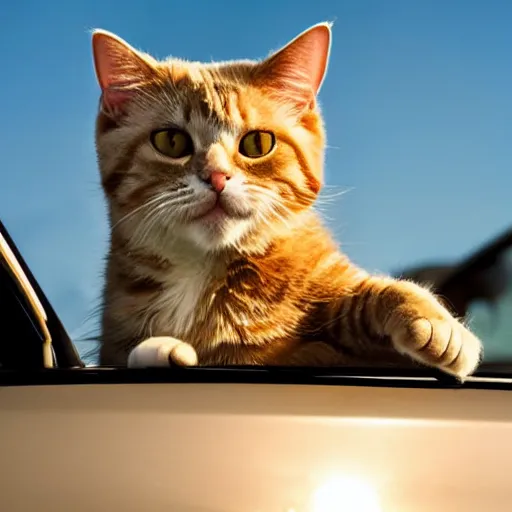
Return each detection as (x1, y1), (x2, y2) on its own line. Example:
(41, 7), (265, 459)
(92, 29), (156, 116)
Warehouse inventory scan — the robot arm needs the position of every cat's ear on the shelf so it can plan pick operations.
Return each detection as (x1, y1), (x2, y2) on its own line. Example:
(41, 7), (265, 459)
(92, 29), (156, 116)
(256, 22), (332, 111)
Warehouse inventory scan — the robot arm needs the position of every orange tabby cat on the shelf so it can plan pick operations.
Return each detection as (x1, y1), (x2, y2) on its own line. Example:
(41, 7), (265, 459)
(92, 23), (482, 378)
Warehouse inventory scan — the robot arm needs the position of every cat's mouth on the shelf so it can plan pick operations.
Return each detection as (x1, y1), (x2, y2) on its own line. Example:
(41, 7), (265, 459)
(197, 202), (229, 223)
(190, 194), (251, 224)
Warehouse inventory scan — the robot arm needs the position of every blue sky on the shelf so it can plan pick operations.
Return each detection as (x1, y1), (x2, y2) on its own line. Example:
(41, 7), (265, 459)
(1, 0), (511, 356)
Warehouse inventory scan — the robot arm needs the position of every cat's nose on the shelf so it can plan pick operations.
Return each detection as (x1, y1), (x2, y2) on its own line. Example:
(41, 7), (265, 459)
(203, 170), (230, 193)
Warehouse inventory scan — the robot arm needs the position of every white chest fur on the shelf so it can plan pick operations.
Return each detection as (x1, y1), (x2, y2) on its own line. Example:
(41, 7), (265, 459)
(149, 259), (215, 339)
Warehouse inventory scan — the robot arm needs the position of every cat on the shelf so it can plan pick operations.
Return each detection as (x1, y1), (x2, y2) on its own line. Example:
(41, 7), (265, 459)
(91, 22), (482, 378)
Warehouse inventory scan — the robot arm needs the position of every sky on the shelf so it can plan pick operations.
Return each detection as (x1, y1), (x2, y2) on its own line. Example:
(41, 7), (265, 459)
(1, 0), (511, 359)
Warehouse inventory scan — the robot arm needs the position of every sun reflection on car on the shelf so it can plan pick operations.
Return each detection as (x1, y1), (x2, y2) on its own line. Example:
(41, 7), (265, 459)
(310, 474), (381, 512)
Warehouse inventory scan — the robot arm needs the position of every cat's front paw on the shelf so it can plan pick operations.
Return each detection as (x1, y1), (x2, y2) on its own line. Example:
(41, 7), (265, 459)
(388, 284), (483, 379)
(394, 316), (482, 379)
(127, 336), (198, 368)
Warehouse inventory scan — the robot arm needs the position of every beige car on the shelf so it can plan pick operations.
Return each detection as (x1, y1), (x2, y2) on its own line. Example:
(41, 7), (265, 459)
(1, 219), (512, 512)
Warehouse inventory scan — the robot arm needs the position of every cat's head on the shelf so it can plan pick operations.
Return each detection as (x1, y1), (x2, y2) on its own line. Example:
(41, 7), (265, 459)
(92, 23), (331, 255)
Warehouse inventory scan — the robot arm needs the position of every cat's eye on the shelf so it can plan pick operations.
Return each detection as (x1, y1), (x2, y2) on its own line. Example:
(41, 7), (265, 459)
(239, 130), (276, 158)
(151, 128), (194, 159)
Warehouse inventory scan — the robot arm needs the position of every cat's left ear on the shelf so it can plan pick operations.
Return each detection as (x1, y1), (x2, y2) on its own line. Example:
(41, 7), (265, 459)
(92, 29), (157, 116)
(256, 22), (332, 111)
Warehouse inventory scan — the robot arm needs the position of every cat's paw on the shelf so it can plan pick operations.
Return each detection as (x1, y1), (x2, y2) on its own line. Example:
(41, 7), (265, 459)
(127, 336), (198, 368)
(394, 316), (482, 379)
(390, 287), (483, 379)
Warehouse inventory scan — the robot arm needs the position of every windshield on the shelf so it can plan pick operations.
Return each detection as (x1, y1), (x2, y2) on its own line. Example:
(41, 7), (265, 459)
(1, 2), (511, 371)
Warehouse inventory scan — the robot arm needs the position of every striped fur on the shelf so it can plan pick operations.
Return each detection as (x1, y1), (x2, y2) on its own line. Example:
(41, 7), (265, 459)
(93, 24), (482, 378)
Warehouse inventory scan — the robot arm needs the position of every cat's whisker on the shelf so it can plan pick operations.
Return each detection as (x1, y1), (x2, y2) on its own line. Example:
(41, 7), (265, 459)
(127, 192), (196, 248)
(246, 184), (315, 216)
(142, 196), (195, 233)
(312, 200), (340, 214)
(137, 209), (163, 246)
(311, 188), (353, 213)
(244, 185), (294, 210)
(318, 188), (353, 201)
(117, 190), (194, 231)
(111, 189), (192, 231)
(244, 184), (280, 197)
(111, 195), (164, 231)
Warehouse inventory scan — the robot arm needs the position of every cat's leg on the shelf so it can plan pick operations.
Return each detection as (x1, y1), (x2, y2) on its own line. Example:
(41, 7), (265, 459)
(325, 277), (483, 379)
(127, 336), (198, 368)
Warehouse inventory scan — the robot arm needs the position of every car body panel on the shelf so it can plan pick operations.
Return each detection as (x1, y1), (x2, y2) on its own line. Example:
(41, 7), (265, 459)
(1, 380), (511, 512)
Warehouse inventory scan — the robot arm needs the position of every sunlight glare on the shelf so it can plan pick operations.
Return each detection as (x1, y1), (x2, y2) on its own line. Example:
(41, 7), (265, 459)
(311, 475), (381, 512)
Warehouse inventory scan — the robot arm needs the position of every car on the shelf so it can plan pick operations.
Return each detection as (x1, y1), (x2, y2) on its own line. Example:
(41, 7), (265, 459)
(2, 218), (512, 512)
